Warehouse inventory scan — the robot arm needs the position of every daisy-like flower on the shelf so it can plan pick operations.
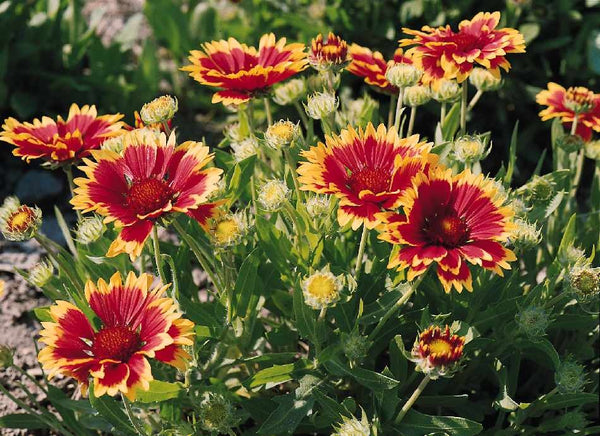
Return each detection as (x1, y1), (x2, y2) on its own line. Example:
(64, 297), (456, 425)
(379, 167), (516, 292)
(400, 11), (525, 84)
(0, 197), (42, 242)
(411, 325), (465, 379)
(1, 104), (125, 164)
(536, 83), (600, 141)
(297, 123), (435, 230)
(38, 271), (194, 400)
(347, 44), (412, 94)
(71, 129), (222, 260)
(309, 32), (351, 71)
(301, 265), (344, 310)
(181, 33), (308, 105)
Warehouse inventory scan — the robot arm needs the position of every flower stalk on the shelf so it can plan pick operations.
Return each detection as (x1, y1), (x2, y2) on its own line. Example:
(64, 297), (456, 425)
(354, 226), (369, 280)
(394, 374), (431, 423)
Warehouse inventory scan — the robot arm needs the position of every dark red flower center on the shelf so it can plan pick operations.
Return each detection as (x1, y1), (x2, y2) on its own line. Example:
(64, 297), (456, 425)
(92, 325), (141, 361)
(347, 168), (390, 194)
(424, 212), (470, 248)
(449, 32), (487, 53)
(125, 178), (174, 215)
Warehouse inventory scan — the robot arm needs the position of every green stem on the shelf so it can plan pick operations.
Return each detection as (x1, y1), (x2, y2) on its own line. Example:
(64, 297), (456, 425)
(394, 374), (431, 423)
(161, 120), (172, 136)
(63, 166), (81, 221)
(570, 113), (579, 136)
(318, 307), (327, 322)
(543, 292), (568, 309)
(264, 97), (273, 126)
(440, 102), (447, 126)
(12, 364), (48, 395)
(368, 273), (425, 341)
(121, 394), (148, 436)
(247, 100), (255, 134)
(294, 101), (309, 129)
(354, 226), (369, 281)
(152, 226), (167, 284)
(407, 106), (417, 136)
(467, 89), (483, 111)
(394, 88), (405, 132)
(460, 82), (468, 136)
(283, 201), (301, 235)
(284, 147), (302, 202)
(388, 94), (397, 128)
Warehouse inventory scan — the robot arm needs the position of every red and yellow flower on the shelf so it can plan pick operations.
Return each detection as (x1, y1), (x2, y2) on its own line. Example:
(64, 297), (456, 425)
(536, 83), (600, 141)
(400, 11), (525, 84)
(412, 325), (465, 378)
(309, 32), (350, 71)
(38, 271), (194, 400)
(379, 167), (516, 293)
(347, 44), (412, 94)
(297, 123), (435, 230)
(182, 33), (308, 105)
(0, 104), (125, 163)
(71, 129), (222, 260)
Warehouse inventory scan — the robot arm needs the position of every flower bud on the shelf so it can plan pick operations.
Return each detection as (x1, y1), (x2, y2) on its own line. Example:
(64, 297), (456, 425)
(555, 359), (586, 394)
(209, 212), (249, 248)
(140, 95), (178, 125)
(510, 218), (541, 250)
(559, 245), (588, 267)
(385, 63), (422, 88)
(0, 198), (42, 242)
(509, 197), (529, 217)
(516, 306), (550, 338)
(469, 68), (502, 91)
(265, 120), (301, 150)
(452, 135), (490, 163)
(556, 134), (584, 153)
(258, 179), (290, 212)
(309, 32), (350, 72)
(76, 215), (105, 244)
(559, 411), (588, 431)
(101, 135), (125, 154)
(342, 331), (370, 362)
(567, 265), (600, 303)
(273, 78), (307, 105)
(411, 325), (465, 379)
(403, 84), (431, 107)
(526, 176), (555, 202)
(301, 265), (344, 310)
(584, 140), (600, 160)
(304, 91), (339, 119)
(0, 345), (14, 369)
(29, 259), (54, 288)
(224, 122), (248, 142)
(231, 136), (260, 162)
(197, 392), (239, 434)
(331, 410), (371, 436)
(432, 79), (462, 103)
(305, 195), (331, 219)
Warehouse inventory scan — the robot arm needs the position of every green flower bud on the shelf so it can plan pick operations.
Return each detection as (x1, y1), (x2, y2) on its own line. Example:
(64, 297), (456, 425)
(556, 134), (584, 153)
(385, 63), (422, 88)
(432, 79), (462, 103)
(559, 411), (589, 431)
(258, 179), (290, 212)
(510, 218), (541, 250)
(516, 306), (550, 338)
(403, 84), (431, 107)
(29, 259), (54, 288)
(527, 176), (555, 202)
(76, 215), (105, 244)
(197, 392), (239, 434)
(305, 195), (331, 219)
(304, 91), (339, 119)
(231, 136), (260, 162)
(559, 245), (588, 267)
(209, 211), (250, 248)
(265, 120), (301, 150)
(140, 95), (178, 125)
(342, 331), (370, 362)
(453, 135), (490, 163)
(273, 78), (307, 105)
(468, 68), (502, 91)
(555, 359), (586, 394)
(567, 265), (600, 303)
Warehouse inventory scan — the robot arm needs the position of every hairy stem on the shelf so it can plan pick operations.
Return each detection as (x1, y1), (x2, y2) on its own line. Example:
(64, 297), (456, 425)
(394, 375), (431, 423)
(152, 226), (167, 284)
(354, 226), (369, 281)
(460, 82), (468, 135)
(394, 88), (405, 132)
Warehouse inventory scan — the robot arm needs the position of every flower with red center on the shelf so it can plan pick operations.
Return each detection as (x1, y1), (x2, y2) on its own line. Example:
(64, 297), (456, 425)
(297, 123), (435, 230)
(309, 32), (351, 71)
(412, 325), (465, 378)
(0, 197), (42, 242)
(38, 271), (194, 400)
(347, 44), (412, 94)
(1, 104), (125, 164)
(400, 11), (525, 84)
(536, 83), (600, 141)
(379, 167), (516, 292)
(71, 129), (222, 260)
(181, 33), (308, 105)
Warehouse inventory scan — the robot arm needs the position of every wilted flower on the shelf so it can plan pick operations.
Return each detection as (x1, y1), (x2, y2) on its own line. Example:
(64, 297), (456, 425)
(452, 135), (490, 163)
(403, 85), (431, 106)
(432, 79), (462, 103)
(29, 259), (54, 288)
(469, 68), (502, 91)
(231, 136), (260, 162)
(209, 211), (249, 247)
(273, 78), (307, 105)
(304, 91), (339, 120)
(265, 120), (300, 150)
(516, 306), (550, 338)
(197, 392), (239, 434)
(584, 140), (600, 160)
(510, 218), (541, 249)
(555, 359), (587, 394)
(0, 345), (14, 369)
(140, 95), (178, 125)
(412, 325), (465, 379)
(331, 410), (371, 436)
(385, 63), (422, 88)
(76, 215), (105, 244)
(567, 265), (600, 303)
(309, 32), (350, 72)
(258, 179), (290, 212)
(556, 134), (584, 153)
(301, 265), (344, 310)
(0, 197), (42, 241)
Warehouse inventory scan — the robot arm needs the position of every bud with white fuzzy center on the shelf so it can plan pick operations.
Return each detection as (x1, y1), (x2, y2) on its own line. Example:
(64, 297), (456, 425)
(304, 91), (338, 120)
(385, 63), (422, 88)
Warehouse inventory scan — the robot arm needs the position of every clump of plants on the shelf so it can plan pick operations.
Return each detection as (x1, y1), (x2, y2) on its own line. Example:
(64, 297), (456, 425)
(0, 10), (598, 436)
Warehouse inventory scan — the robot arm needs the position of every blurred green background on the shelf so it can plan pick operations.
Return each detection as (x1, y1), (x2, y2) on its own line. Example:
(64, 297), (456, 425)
(1, 0), (599, 200)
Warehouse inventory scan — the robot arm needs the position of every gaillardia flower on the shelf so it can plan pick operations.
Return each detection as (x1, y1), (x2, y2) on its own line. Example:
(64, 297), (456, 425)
(0, 197), (42, 242)
(38, 272), (194, 400)
(297, 123), (434, 230)
(182, 33), (308, 105)
(380, 168), (516, 292)
(309, 32), (351, 71)
(536, 83), (600, 141)
(1, 104), (124, 163)
(412, 325), (465, 378)
(71, 129), (222, 260)
(347, 44), (412, 94)
(400, 11), (525, 84)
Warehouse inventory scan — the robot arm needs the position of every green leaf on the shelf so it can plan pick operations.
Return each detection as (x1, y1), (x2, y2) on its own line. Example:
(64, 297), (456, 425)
(34, 306), (53, 322)
(293, 285), (316, 341)
(516, 338), (560, 370)
(133, 380), (183, 403)
(227, 155), (256, 206)
(324, 359), (399, 391)
(232, 250), (260, 318)
(556, 214), (577, 259)
(519, 23), (540, 44)
(313, 390), (348, 420)
(0, 413), (48, 429)
(395, 409), (483, 436)
(358, 289), (402, 326)
(88, 383), (136, 436)
(504, 121), (519, 186)
(441, 102), (460, 141)
(245, 360), (312, 389)
(257, 394), (315, 435)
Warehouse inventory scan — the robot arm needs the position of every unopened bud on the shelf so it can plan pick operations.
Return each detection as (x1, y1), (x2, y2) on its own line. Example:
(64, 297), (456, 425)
(510, 218), (541, 249)
(231, 136), (260, 162)
(273, 78), (307, 105)
(29, 259), (54, 288)
(301, 265), (344, 310)
(140, 95), (178, 125)
(556, 134), (584, 153)
(76, 215), (105, 244)
(555, 359), (586, 394)
(527, 176), (555, 202)
(567, 265), (600, 303)
(342, 331), (370, 362)
(432, 79), (462, 103)
(210, 212), (249, 247)
(305, 195), (331, 218)
(331, 411), (371, 436)
(469, 68), (502, 91)
(101, 135), (125, 154)
(197, 392), (239, 434)
(453, 135), (490, 163)
(403, 84), (431, 107)
(304, 91), (339, 119)
(516, 306), (550, 338)
(584, 140), (600, 160)
(385, 63), (422, 88)
(265, 120), (300, 150)
(258, 179), (290, 212)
